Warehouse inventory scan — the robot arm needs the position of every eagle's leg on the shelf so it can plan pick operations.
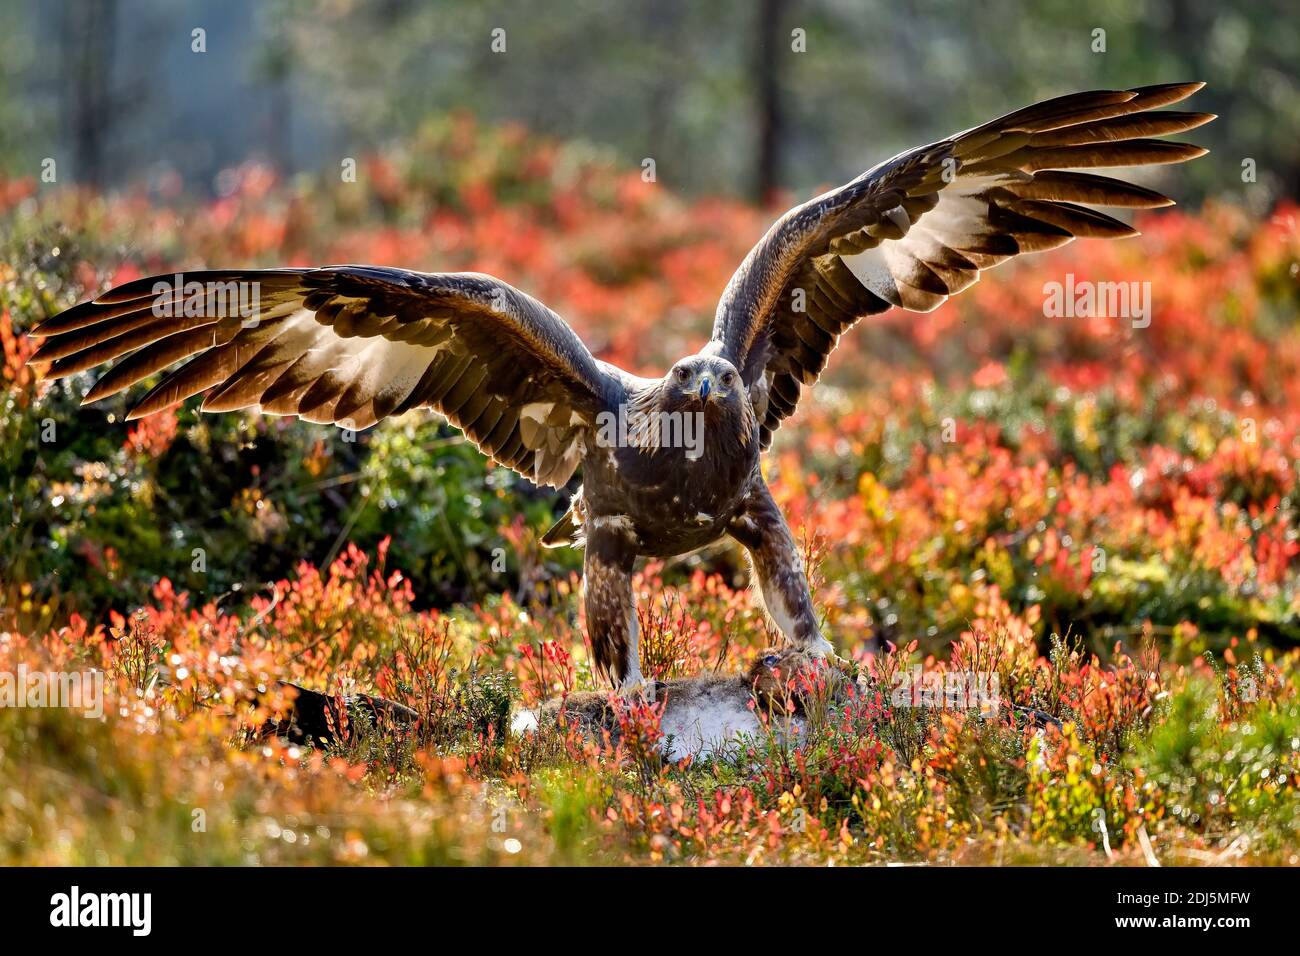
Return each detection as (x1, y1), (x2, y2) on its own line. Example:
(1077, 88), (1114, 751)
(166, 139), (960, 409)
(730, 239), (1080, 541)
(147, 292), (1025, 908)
(728, 482), (833, 657)
(582, 523), (651, 697)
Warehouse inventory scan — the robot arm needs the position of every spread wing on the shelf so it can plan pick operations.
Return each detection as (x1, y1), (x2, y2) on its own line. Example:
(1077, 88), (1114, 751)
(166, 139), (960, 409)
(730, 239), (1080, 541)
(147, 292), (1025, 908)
(709, 82), (1214, 447)
(29, 266), (620, 487)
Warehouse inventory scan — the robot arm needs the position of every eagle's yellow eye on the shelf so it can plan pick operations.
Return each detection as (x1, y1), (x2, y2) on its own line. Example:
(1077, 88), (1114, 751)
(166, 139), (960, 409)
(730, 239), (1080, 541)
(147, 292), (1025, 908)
(674, 367), (691, 383)
(721, 371), (735, 387)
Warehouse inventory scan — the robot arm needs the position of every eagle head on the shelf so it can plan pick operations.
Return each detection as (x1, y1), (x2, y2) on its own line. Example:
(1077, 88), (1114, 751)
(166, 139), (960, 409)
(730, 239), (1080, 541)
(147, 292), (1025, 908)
(662, 354), (744, 415)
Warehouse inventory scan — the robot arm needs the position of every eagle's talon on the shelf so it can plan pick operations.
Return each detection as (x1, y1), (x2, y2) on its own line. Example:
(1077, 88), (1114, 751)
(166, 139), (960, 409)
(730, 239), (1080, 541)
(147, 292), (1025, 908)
(616, 677), (657, 703)
(804, 636), (835, 658)
(800, 638), (857, 678)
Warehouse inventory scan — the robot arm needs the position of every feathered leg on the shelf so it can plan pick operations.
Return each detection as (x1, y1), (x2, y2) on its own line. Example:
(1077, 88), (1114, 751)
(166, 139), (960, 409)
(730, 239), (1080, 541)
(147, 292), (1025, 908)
(582, 521), (647, 694)
(728, 481), (833, 656)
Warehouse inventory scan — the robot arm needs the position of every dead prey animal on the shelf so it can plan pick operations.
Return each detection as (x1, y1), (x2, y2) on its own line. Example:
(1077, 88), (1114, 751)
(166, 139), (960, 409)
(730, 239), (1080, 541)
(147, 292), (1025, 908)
(512, 647), (856, 760)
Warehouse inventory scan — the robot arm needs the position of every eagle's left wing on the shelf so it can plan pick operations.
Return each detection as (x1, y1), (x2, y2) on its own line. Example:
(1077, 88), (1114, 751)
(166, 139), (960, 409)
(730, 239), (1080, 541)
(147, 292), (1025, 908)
(29, 266), (620, 487)
(709, 83), (1213, 448)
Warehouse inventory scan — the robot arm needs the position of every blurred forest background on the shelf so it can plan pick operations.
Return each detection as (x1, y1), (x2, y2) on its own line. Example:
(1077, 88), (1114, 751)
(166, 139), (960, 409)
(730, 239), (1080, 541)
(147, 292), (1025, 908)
(0, 0), (1296, 204)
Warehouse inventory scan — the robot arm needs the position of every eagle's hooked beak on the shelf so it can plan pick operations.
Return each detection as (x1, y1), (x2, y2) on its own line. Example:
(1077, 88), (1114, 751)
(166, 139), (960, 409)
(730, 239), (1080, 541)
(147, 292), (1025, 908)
(699, 376), (712, 401)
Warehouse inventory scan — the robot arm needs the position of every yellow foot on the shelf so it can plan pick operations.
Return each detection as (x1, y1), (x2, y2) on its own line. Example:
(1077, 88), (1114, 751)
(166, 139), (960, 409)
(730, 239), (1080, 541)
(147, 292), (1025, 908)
(616, 677), (657, 703)
(801, 638), (858, 680)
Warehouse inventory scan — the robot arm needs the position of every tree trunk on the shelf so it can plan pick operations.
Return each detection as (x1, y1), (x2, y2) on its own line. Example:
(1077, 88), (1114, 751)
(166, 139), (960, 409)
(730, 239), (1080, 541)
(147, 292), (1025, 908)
(64, 0), (118, 187)
(752, 0), (788, 203)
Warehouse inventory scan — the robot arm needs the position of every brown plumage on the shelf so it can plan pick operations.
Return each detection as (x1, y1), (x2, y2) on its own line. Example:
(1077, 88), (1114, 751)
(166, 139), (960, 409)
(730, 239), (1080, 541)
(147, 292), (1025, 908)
(711, 81), (1212, 446)
(28, 84), (1212, 692)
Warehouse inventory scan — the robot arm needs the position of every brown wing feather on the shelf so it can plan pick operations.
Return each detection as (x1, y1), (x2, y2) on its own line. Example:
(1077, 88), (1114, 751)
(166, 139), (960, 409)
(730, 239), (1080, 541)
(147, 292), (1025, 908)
(29, 267), (618, 488)
(709, 82), (1213, 447)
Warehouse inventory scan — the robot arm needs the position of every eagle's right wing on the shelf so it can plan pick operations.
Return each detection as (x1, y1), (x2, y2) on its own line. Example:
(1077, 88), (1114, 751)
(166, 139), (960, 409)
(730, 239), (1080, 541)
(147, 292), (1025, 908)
(709, 83), (1213, 447)
(30, 266), (621, 487)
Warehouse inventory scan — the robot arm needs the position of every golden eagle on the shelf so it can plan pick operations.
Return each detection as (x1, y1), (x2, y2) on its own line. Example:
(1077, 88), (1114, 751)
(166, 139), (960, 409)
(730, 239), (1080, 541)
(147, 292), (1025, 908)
(30, 84), (1213, 693)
